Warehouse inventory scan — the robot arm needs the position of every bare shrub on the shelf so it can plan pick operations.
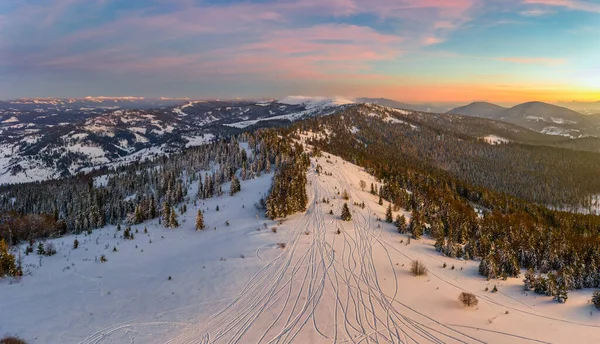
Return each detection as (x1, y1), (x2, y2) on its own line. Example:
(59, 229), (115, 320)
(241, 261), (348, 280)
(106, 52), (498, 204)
(271, 227), (278, 233)
(45, 242), (57, 256)
(277, 243), (286, 249)
(459, 292), (479, 307)
(342, 190), (350, 200)
(410, 260), (427, 276)
(1, 336), (27, 344)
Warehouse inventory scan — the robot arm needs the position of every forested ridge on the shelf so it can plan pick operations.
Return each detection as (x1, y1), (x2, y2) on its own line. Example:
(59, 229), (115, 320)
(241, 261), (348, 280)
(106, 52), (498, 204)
(287, 104), (600, 299)
(297, 104), (600, 209)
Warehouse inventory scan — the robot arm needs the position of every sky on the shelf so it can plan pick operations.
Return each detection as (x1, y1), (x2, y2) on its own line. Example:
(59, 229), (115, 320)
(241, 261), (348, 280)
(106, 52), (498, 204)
(0, 0), (599, 103)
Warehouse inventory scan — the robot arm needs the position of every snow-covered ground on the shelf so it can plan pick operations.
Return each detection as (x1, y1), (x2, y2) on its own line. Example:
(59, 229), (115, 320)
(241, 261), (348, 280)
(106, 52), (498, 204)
(481, 135), (510, 145)
(223, 97), (353, 129)
(540, 126), (580, 138)
(183, 134), (216, 148)
(279, 96), (355, 108)
(2, 152), (600, 343)
(552, 194), (600, 215)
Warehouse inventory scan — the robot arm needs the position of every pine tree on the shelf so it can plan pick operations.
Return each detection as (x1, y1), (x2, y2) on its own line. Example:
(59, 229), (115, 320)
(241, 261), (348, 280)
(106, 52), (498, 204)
(149, 196), (157, 218)
(385, 203), (393, 223)
(592, 290), (600, 309)
(434, 235), (445, 252)
(533, 275), (549, 295)
(37, 242), (45, 255)
(124, 226), (132, 239)
(523, 268), (535, 290)
(195, 209), (205, 230)
(230, 176), (241, 196)
(555, 283), (568, 303)
(134, 205), (143, 224)
(0, 239), (16, 277)
(395, 214), (406, 233)
(162, 201), (171, 227)
(547, 272), (558, 297)
(169, 207), (179, 228)
(410, 210), (424, 239)
(341, 203), (352, 221)
(378, 195), (383, 206)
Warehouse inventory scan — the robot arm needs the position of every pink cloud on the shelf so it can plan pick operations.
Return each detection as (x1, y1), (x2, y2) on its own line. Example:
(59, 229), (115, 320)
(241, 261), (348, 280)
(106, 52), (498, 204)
(519, 9), (556, 16)
(423, 37), (445, 45)
(21, 21), (404, 83)
(523, 0), (600, 13)
(56, 0), (475, 45)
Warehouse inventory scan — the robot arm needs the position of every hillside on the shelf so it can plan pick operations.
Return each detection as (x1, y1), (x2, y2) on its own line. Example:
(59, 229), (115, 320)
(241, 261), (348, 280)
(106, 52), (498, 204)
(445, 101), (507, 118)
(501, 101), (595, 136)
(449, 101), (600, 138)
(292, 103), (600, 208)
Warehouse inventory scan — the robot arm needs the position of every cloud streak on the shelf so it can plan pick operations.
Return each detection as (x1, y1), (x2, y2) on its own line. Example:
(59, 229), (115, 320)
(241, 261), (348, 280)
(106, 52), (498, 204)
(523, 0), (600, 13)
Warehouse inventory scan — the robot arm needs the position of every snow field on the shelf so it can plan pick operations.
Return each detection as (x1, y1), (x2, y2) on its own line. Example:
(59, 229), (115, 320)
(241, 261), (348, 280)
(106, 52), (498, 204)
(164, 151), (600, 343)
(0, 174), (285, 343)
(2, 150), (600, 343)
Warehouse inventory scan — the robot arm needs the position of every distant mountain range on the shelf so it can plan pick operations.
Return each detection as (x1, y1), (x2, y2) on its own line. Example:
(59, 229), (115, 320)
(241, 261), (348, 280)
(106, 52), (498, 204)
(356, 98), (459, 114)
(447, 101), (600, 138)
(0, 97), (352, 184)
(2, 95), (600, 185)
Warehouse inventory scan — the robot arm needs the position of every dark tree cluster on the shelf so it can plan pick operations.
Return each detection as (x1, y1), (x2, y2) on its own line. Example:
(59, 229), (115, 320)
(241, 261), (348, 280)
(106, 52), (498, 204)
(266, 142), (310, 219)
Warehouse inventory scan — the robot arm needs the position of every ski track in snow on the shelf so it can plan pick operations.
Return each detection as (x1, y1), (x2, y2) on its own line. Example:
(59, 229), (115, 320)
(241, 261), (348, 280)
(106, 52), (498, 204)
(6, 148), (598, 343)
(158, 159), (499, 344)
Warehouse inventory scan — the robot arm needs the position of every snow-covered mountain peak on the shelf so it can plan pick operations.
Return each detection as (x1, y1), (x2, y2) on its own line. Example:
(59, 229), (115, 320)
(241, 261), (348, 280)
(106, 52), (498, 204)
(279, 96), (356, 108)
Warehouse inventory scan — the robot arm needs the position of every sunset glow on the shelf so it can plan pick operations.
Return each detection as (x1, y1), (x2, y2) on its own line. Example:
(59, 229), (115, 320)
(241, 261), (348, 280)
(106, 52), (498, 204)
(1, 0), (599, 102)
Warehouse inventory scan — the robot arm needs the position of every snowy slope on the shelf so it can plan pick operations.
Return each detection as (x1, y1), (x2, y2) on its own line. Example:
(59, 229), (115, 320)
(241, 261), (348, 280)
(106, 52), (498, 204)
(0, 173), (277, 343)
(2, 148), (599, 343)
